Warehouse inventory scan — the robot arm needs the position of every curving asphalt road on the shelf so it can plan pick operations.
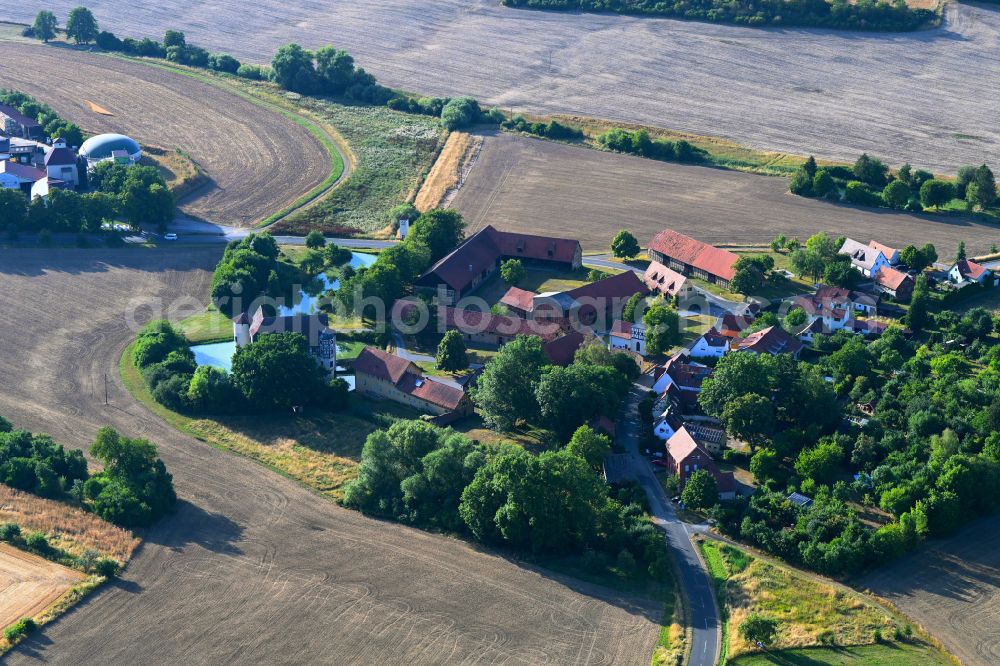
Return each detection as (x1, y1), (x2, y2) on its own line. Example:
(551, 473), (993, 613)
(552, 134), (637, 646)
(618, 385), (721, 666)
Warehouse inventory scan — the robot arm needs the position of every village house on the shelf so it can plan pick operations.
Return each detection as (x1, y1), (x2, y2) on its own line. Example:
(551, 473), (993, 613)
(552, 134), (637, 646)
(839, 238), (891, 277)
(948, 259), (991, 287)
(0, 103), (42, 140)
(652, 352), (713, 409)
(532, 270), (648, 326)
(43, 138), (79, 188)
(643, 261), (694, 300)
(415, 225), (582, 304)
(689, 327), (730, 358)
(647, 229), (738, 290)
(0, 160), (46, 194)
(233, 306), (337, 373)
(498, 286), (537, 318)
(437, 306), (586, 366)
(732, 325), (803, 358)
(718, 311), (756, 339)
(353, 347), (472, 417)
(873, 266), (914, 301)
(609, 319), (646, 356)
(663, 427), (735, 500)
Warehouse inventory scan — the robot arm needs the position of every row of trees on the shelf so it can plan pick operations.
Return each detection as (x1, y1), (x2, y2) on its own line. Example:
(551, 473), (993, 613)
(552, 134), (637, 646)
(791, 154), (997, 214)
(343, 420), (671, 579)
(596, 128), (705, 164)
(30, 6), (97, 44)
(133, 320), (348, 414)
(0, 414), (176, 529)
(501, 0), (935, 31)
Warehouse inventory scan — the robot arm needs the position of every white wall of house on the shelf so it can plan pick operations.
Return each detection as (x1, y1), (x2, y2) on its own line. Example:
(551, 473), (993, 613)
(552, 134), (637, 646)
(690, 335), (728, 358)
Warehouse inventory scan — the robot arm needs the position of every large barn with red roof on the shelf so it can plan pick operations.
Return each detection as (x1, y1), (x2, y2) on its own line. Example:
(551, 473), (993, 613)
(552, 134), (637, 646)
(647, 229), (738, 290)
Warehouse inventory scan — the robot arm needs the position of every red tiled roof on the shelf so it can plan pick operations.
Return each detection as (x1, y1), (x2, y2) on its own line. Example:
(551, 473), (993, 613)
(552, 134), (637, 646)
(734, 325), (803, 356)
(665, 359), (713, 391)
(666, 427), (701, 464)
(874, 266), (912, 291)
(418, 225), (581, 294)
(499, 286), (537, 313)
(610, 319), (633, 339)
(0, 160), (46, 182)
(564, 270), (647, 302)
(955, 259), (988, 281)
(868, 240), (899, 259)
(698, 327), (729, 348)
(543, 331), (587, 366)
(814, 285), (851, 301)
(643, 261), (688, 297)
(440, 307), (562, 341)
(719, 313), (754, 338)
(353, 347), (416, 384)
(398, 373), (466, 410)
(492, 228), (580, 265)
(648, 229), (738, 281)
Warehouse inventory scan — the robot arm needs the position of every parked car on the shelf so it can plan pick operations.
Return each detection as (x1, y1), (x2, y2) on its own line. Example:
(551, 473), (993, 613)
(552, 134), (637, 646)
(163, 233), (178, 241)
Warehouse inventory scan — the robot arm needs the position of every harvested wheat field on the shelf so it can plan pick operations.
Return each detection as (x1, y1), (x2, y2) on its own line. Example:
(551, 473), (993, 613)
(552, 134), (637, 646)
(0, 42), (330, 227)
(0, 544), (84, 630)
(4, 2), (999, 172)
(0, 247), (659, 664)
(861, 515), (1000, 666)
(414, 131), (482, 211)
(452, 132), (1000, 258)
(0, 486), (139, 563)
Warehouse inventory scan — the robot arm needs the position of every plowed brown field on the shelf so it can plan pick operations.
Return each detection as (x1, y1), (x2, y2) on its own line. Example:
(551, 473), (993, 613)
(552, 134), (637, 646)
(0, 544), (83, 630)
(0, 248), (659, 665)
(451, 132), (999, 257)
(0, 42), (330, 227)
(3, 2), (999, 172)
(861, 516), (1000, 666)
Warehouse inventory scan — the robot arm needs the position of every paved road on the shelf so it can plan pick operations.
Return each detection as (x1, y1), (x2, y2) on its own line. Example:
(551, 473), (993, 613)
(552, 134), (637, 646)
(618, 385), (721, 666)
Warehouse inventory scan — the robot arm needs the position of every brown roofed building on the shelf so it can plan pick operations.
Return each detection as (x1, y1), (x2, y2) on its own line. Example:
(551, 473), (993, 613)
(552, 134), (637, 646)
(415, 225), (582, 303)
(0, 103), (42, 140)
(439, 306), (563, 347)
(664, 427), (736, 500)
(353, 347), (471, 416)
(643, 261), (694, 300)
(647, 229), (738, 289)
(499, 286), (537, 318)
(542, 330), (588, 367)
(733, 325), (803, 358)
(873, 266), (914, 302)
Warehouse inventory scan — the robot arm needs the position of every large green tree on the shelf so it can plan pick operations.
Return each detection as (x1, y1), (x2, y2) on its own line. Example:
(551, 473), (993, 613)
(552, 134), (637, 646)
(643, 300), (680, 356)
(65, 6), (98, 44)
(407, 209), (466, 262)
(610, 229), (640, 259)
(681, 469), (718, 510)
(721, 393), (775, 453)
(566, 425), (612, 470)
(436, 330), (469, 372)
(271, 43), (317, 93)
(472, 335), (548, 431)
(32, 10), (58, 42)
(230, 332), (327, 410)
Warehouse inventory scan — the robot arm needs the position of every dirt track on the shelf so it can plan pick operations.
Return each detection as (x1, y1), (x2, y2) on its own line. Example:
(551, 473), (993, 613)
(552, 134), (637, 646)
(860, 515), (1000, 666)
(0, 42), (330, 227)
(0, 544), (83, 629)
(0, 248), (659, 664)
(3, 2), (999, 172)
(451, 132), (1000, 257)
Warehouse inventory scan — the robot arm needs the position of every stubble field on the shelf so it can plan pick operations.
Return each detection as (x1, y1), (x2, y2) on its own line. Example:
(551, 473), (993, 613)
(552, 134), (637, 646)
(451, 132), (1000, 257)
(0, 42), (330, 227)
(3, 2), (999, 172)
(860, 515), (1000, 666)
(0, 248), (660, 665)
(0, 545), (84, 631)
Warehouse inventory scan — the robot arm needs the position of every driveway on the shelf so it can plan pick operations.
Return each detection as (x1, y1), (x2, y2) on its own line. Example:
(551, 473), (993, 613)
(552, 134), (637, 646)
(618, 385), (721, 666)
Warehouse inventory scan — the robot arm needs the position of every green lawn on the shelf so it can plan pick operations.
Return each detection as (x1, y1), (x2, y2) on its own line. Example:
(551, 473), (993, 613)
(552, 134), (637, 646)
(730, 642), (954, 666)
(271, 96), (443, 235)
(695, 540), (950, 665)
(178, 310), (233, 343)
